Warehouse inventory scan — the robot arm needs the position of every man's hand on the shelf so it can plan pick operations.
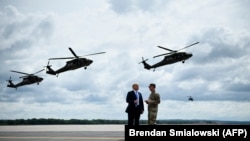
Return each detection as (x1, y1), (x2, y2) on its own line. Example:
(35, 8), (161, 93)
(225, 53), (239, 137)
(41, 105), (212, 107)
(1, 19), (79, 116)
(134, 100), (138, 104)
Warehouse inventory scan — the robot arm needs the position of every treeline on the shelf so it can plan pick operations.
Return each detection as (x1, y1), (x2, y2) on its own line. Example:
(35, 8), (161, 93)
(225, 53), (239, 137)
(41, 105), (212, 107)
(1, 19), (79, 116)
(0, 118), (127, 125)
(1, 118), (249, 125)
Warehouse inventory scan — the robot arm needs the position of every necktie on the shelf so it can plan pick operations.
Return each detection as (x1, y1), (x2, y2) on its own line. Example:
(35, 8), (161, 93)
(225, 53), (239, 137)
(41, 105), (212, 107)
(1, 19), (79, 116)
(136, 92), (139, 106)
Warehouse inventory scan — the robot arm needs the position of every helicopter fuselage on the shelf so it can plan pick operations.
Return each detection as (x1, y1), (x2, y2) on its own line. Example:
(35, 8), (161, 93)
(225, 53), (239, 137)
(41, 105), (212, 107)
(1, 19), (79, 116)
(7, 76), (43, 89)
(46, 58), (93, 75)
(65, 58), (93, 70)
(21, 76), (44, 84)
(151, 52), (192, 68)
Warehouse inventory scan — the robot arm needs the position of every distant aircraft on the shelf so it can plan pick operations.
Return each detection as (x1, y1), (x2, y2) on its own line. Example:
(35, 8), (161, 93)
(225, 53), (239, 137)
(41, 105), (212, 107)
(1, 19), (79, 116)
(188, 96), (194, 101)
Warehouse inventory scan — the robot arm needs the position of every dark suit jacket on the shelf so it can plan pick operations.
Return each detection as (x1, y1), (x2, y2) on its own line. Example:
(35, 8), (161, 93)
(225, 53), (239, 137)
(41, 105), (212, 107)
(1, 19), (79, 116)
(125, 90), (144, 114)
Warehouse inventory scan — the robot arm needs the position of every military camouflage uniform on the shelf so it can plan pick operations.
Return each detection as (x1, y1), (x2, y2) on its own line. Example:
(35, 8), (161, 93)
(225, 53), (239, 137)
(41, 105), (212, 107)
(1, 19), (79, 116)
(147, 92), (160, 125)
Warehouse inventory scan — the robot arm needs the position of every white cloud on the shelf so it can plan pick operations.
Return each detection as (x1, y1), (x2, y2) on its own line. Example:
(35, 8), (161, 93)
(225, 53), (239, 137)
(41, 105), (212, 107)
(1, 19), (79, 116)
(157, 100), (250, 121)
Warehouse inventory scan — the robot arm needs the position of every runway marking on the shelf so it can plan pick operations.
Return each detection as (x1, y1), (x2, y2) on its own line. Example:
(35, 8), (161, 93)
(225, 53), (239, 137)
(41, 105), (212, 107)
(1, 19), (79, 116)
(0, 136), (123, 140)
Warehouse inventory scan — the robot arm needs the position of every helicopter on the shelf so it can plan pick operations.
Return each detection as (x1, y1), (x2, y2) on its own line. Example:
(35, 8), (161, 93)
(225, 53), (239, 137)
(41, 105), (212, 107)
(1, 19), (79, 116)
(188, 96), (194, 101)
(6, 69), (44, 90)
(45, 47), (106, 76)
(139, 42), (199, 71)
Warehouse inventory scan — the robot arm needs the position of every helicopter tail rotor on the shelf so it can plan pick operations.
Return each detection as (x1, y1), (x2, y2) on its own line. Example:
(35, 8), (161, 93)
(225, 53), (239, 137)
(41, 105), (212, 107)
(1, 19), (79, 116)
(6, 76), (15, 87)
(138, 57), (148, 64)
(6, 76), (12, 83)
(44, 60), (57, 75)
(44, 61), (52, 71)
(139, 57), (152, 70)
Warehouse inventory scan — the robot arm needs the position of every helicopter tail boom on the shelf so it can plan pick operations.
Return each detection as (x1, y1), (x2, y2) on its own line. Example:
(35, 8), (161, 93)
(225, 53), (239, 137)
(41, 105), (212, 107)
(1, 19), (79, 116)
(142, 61), (151, 70)
(46, 66), (57, 75)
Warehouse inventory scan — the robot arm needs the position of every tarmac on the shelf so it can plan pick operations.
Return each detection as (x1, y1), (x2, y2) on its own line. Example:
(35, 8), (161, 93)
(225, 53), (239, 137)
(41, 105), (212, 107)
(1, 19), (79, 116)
(0, 125), (125, 141)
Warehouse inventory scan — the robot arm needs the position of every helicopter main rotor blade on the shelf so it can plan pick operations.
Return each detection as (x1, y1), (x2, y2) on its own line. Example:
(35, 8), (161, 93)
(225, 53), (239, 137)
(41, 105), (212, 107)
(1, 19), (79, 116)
(157, 46), (175, 52)
(49, 57), (75, 60)
(153, 52), (173, 58)
(19, 76), (28, 78)
(153, 42), (199, 58)
(176, 42), (199, 52)
(69, 47), (79, 59)
(33, 69), (45, 75)
(48, 47), (79, 60)
(82, 52), (106, 57)
(48, 52), (106, 60)
(10, 70), (30, 75)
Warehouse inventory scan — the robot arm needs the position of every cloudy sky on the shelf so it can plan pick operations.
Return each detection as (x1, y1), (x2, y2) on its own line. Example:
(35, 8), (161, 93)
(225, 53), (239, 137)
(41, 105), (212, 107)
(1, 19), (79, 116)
(0, 0), (250, 121)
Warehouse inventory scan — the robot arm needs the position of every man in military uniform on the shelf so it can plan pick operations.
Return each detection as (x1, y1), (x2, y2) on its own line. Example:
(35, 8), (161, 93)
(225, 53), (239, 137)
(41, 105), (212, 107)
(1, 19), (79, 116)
(145, 83), (160, 125)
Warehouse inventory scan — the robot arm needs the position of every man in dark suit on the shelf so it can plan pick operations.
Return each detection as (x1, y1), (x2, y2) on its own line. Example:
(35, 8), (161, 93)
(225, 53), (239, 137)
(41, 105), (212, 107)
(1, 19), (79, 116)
(125, 83), (144, 125)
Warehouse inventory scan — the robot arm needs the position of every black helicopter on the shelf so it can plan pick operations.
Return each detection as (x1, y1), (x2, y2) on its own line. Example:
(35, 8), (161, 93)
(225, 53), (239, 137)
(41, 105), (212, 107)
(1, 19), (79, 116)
(45, 47), (106, 76)
(188, 96), (194, 101)
(140, 42), (199, 71)
(7, 69), (44, 89)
